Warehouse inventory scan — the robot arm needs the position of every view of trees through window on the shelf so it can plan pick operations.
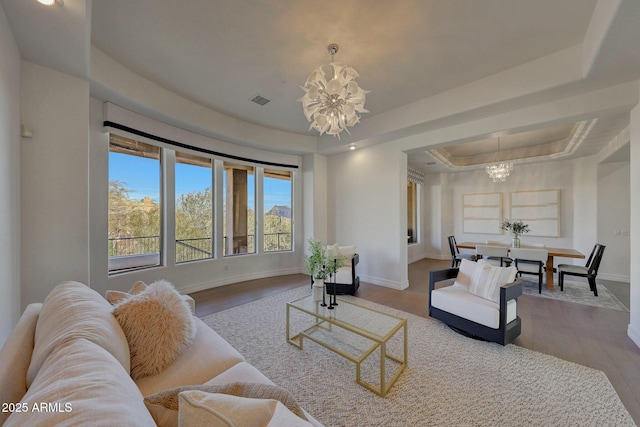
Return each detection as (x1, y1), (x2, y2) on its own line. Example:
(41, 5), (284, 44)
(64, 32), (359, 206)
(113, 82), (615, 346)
(175, 152), (213, 263)
(108, 137), (161, 273)
(108, 135), (294, 273)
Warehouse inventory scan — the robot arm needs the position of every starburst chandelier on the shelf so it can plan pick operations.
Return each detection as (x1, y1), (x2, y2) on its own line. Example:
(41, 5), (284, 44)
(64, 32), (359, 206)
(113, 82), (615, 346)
(485, 137), (513, 182)
(299, 43), (370, 138)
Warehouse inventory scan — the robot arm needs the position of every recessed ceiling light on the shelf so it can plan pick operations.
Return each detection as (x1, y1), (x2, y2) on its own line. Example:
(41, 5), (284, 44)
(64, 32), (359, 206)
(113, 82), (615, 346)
(349, 145), (356, 150)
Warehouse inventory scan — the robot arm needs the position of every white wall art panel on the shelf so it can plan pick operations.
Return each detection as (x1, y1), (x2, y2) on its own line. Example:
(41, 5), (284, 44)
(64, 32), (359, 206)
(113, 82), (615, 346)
(509, 190), (560, 237)
(463, 193), (502, 234)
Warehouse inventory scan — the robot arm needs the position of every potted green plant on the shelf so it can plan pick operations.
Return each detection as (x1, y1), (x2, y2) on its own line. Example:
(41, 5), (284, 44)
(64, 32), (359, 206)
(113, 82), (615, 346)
(501, 219), (530, 248)
(304, 239), (346, 300)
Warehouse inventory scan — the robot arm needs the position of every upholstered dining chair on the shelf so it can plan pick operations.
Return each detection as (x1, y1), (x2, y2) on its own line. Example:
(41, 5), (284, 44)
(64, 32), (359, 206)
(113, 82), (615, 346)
(558, 244), (606, 296)
(510, 248), (548, 293)
(447, 236), (476, 268)
(476, 245), (511, 267)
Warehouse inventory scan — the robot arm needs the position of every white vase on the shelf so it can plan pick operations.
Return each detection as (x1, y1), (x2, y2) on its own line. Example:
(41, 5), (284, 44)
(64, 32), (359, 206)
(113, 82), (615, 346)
(312, 278), (324, 301)
(512, 236), (520, 248)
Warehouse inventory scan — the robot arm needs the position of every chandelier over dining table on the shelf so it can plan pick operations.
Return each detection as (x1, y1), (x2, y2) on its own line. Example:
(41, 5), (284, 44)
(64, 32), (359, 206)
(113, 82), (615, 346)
(299, 43), (370, 138)
(485, 137), (513, 182)
(486, 162), (513, 182)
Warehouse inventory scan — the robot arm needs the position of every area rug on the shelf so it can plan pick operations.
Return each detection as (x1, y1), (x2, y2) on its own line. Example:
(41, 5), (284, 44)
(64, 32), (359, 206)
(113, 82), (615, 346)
(521, 279), (629, 312)
(201, 286), (635, 427)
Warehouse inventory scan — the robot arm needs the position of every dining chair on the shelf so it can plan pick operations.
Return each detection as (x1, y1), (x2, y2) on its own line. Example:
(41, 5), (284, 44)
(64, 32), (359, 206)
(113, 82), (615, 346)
(510, 248), (548, 293)
(528, 243), (547, 248)
(476, 245), (511, 266)
(557, 244), (605, 296)
(448, 236), (476, 268)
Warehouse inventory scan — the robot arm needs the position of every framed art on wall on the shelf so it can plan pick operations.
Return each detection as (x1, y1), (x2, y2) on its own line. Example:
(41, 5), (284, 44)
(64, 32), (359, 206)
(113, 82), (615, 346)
(509, 189), (560, 237)
(463, 192), (503, 234)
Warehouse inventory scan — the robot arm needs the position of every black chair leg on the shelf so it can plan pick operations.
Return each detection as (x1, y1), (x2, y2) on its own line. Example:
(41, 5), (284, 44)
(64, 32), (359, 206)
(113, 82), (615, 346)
(588, 277), (598, 296)
(559, 272), (564, 291)
(538, 275), (542, 293)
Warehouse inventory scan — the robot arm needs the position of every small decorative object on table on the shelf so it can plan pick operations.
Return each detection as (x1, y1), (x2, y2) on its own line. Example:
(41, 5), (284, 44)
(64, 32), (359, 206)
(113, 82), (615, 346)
(304, 238), (346, 302)
(501, 219), (530, 248)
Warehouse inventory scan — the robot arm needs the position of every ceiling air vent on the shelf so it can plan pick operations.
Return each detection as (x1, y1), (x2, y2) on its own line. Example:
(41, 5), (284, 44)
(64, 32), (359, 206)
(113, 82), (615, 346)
(250, 94), (271, 106)
(426, 161), (437, 165)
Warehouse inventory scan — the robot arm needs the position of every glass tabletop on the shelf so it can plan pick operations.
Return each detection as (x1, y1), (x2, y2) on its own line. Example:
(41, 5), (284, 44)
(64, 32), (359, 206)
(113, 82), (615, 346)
(287, 294), (405, 341)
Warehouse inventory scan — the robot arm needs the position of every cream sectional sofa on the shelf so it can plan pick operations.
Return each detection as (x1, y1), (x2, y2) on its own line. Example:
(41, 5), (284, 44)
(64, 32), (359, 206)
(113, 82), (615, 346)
(0, 281), (321, 426)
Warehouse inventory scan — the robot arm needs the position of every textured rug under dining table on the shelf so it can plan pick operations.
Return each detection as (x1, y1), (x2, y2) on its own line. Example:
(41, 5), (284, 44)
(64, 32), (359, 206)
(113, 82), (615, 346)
(520, 279), (629, 312)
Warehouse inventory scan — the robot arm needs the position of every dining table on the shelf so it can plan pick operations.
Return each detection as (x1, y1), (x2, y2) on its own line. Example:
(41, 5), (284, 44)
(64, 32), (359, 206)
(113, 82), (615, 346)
(456, 241), (585, 290)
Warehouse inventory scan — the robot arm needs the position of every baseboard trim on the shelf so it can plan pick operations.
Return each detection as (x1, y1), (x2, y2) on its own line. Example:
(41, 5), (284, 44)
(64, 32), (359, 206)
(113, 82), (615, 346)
(359, 274), (408, 290)
(421, 252), (449, 261)
(408, 253), (425, 264)
(628, 324), (640, 350)
(180, 268), (411, 294)
(598, 272), (630, 282)
(179, 267), (302, 294)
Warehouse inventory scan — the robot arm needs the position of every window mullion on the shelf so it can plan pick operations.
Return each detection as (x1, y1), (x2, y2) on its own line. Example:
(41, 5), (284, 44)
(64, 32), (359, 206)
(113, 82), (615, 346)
(255, 167), (264, 254)
(164, 149), (176, 267)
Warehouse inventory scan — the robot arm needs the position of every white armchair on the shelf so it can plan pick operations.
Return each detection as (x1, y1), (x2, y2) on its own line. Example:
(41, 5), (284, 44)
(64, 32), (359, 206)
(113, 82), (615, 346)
(428, 259), (522, 345)
(324, 244), (359, 295)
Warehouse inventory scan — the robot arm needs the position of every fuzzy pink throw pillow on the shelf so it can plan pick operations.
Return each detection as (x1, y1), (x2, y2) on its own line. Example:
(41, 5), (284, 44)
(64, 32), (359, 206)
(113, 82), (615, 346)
(110, 280), (196, 380)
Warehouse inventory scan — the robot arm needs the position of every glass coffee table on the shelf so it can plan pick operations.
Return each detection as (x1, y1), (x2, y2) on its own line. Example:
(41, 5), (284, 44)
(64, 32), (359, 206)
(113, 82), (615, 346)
(286, 294), (407, 397)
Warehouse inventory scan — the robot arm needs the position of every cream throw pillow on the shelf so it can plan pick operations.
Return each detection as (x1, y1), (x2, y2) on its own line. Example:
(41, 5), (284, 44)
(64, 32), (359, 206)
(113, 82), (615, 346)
(469, 259), (517, 303)
(338, 245), (356, 266)
(110, 280), (197, 380)
(178, 391), (312, 427)
(452, 259), (478, 291)
(145, 382), (307, 424)
(327, 244), (356, 266)
(105, 280), (147, 303)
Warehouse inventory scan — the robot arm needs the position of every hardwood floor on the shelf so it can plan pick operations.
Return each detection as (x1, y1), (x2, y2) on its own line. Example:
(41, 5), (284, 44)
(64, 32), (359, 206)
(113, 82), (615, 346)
(190, 258), (640, 424)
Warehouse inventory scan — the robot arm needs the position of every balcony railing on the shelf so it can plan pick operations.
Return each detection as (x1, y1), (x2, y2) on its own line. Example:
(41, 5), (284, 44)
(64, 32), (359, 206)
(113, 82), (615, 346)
(108, 236), (160, 257)
(221, 233), (292, 255)
(109, 233), (292, 272)
(176, 238), (212, 263)
(264, 232), (292, 252)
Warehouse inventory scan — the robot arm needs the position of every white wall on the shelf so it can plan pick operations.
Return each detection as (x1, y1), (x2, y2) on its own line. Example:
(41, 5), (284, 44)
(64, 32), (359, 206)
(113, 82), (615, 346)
(422, 157), (630, 281)
(20, 62), (90, 306)
(598, 162), (631, 282)
(422, 174), (443, 260)
(446, 160), (576, 247)
(629, 88), (640, 347)
(16, 62), (313, 304)
(91, 47), (317, 154)
(572, 156), (599, 261)
(89, 98), (307, 296)
(302, 153), (328, 246)
(0, 4), (21, 346)
(327, 144), (409, 289)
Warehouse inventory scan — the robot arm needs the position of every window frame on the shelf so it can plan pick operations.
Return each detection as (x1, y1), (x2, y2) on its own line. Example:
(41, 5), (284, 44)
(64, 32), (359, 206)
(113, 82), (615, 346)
(262, 168), (293, 253)
(107, 136), (163, 274)
(107, 133), (296, 274)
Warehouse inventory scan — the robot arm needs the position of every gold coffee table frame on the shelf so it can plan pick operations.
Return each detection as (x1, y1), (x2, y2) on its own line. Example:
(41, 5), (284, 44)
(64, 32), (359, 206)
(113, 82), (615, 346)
(286, 294), (407, 397)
